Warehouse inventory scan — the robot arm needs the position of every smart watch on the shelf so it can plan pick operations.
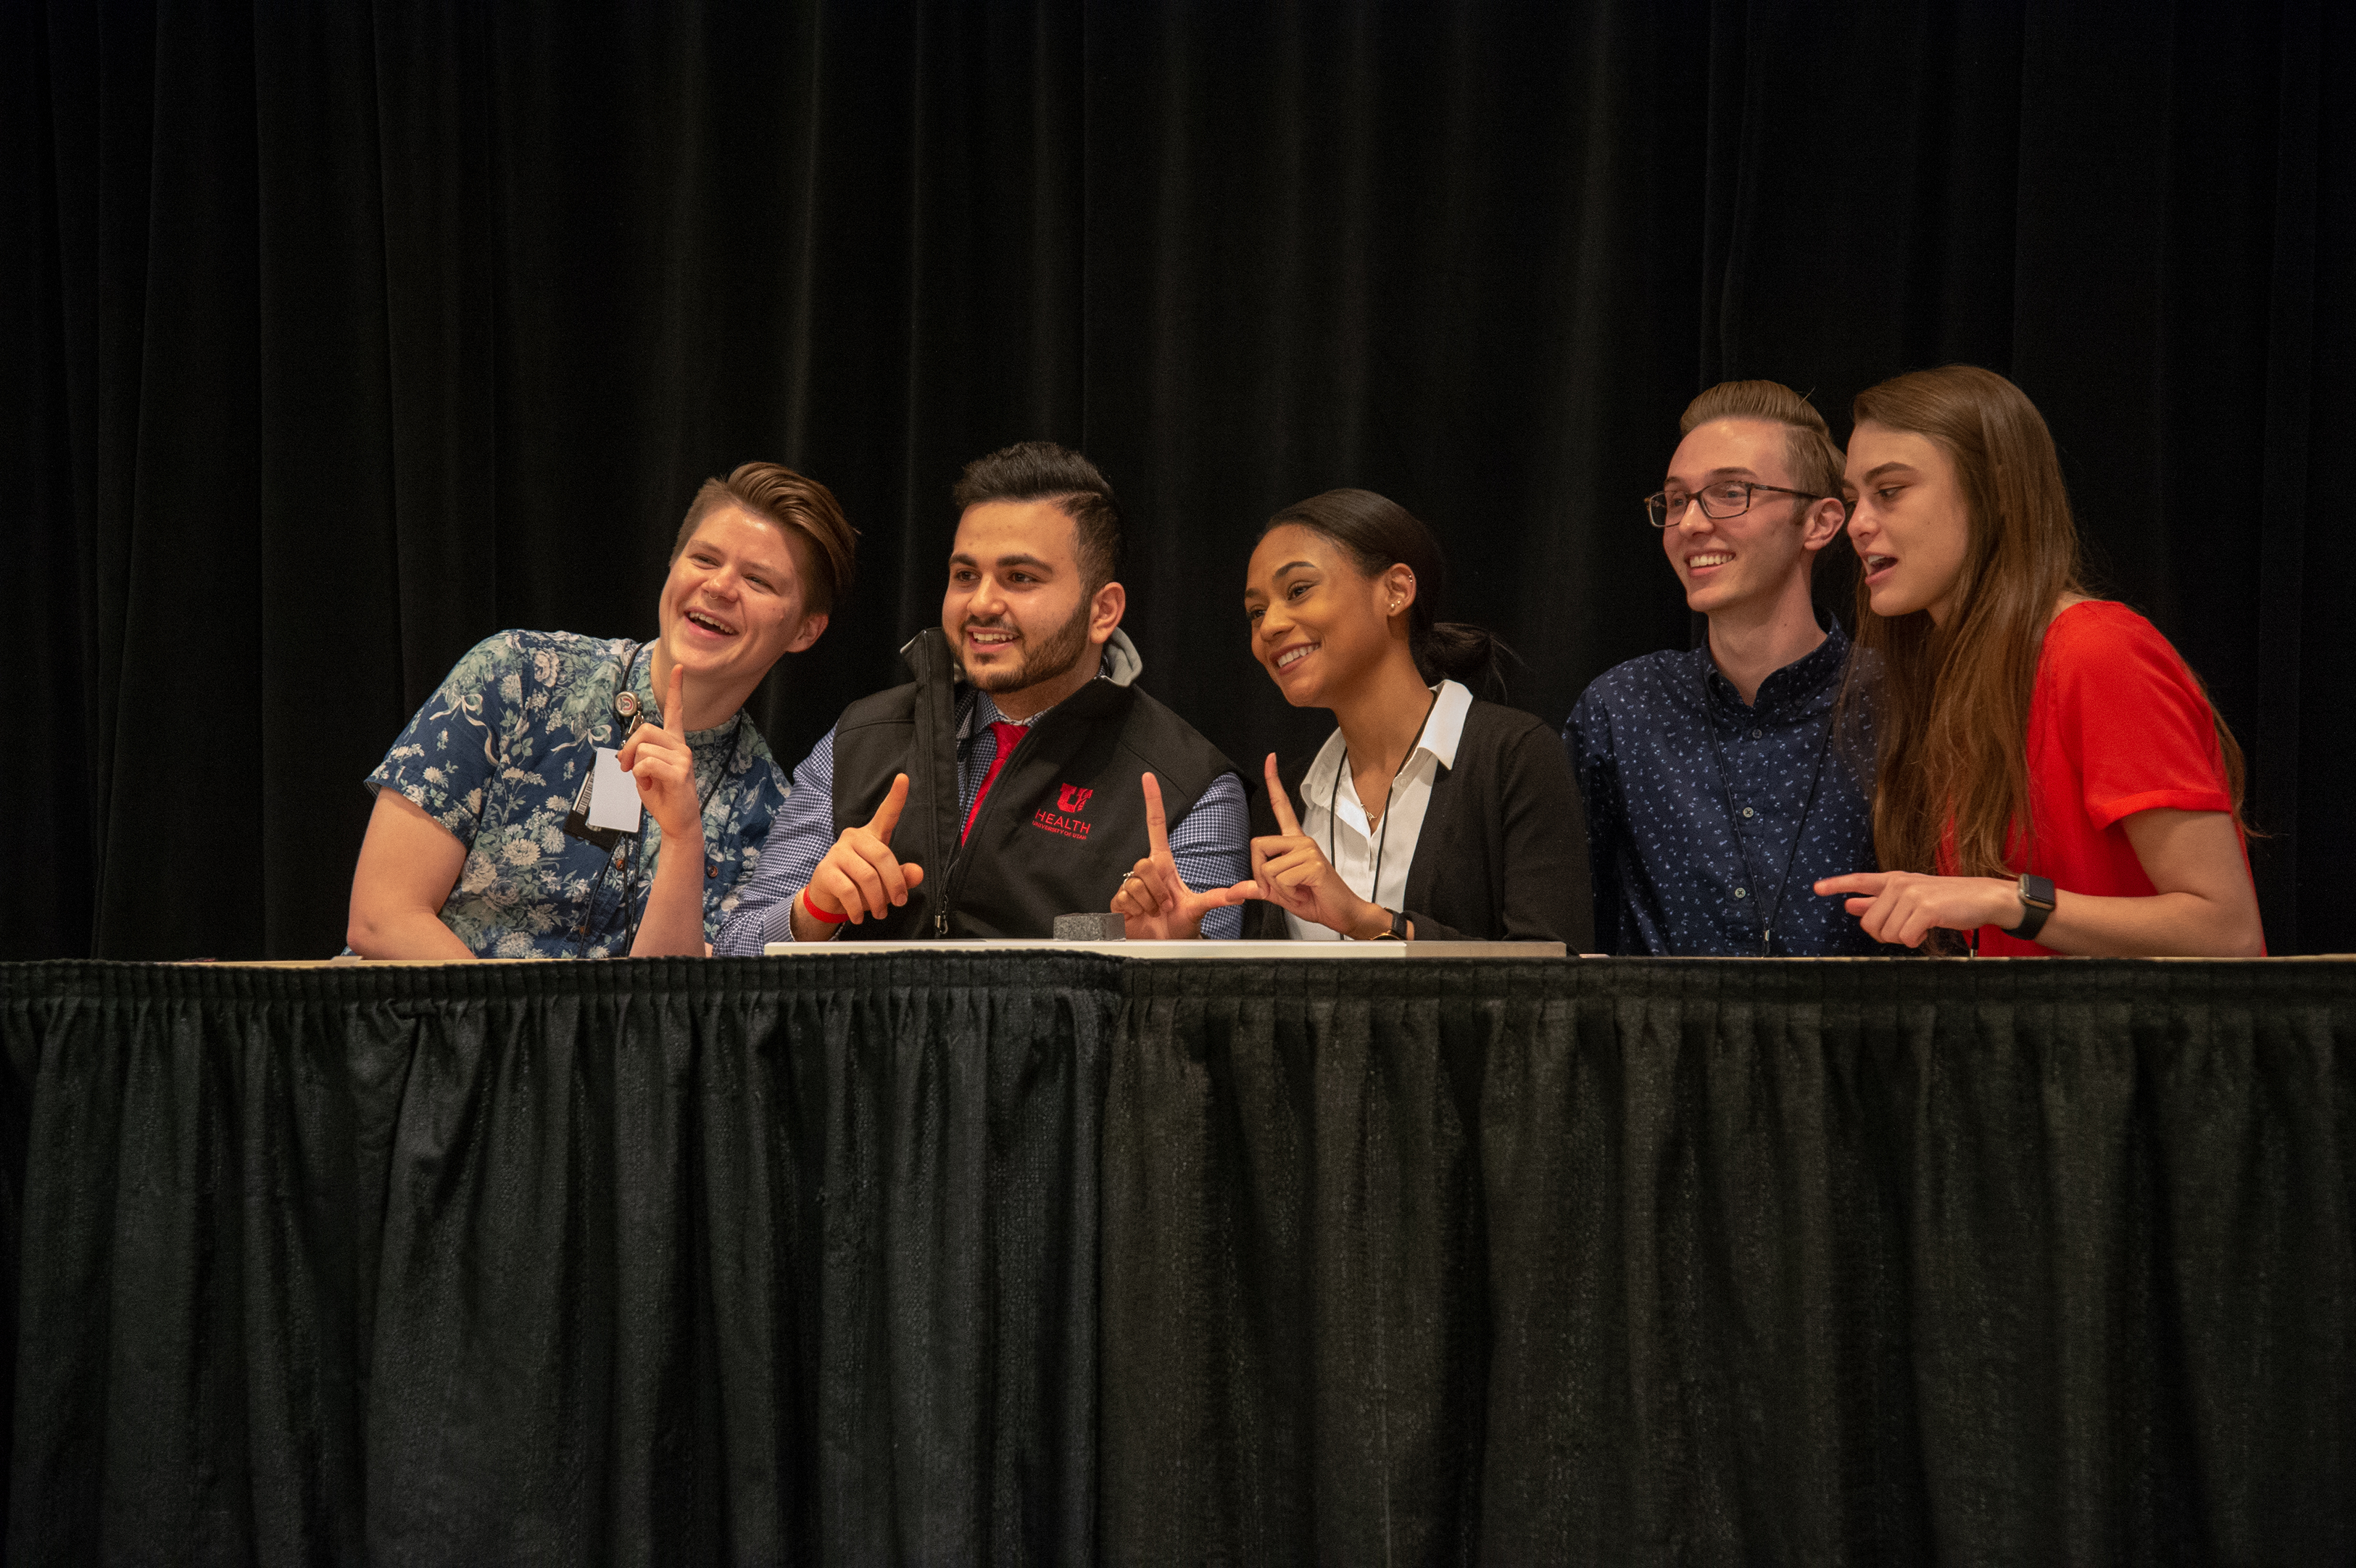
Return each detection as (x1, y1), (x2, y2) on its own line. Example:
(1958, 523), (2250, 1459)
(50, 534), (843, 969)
(2006, 874), (2057, 941)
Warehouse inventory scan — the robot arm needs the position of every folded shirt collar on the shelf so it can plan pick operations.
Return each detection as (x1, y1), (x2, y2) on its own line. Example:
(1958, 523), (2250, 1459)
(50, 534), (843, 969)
(1299, 679), (1474, 800)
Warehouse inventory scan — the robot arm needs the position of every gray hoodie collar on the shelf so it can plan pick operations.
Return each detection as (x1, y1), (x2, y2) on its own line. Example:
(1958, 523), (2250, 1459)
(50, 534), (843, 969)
(1098, 628), (1142, 686)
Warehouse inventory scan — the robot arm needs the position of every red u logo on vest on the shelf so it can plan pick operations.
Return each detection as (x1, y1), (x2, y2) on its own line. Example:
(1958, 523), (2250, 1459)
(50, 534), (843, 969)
(1034, 782), (1095, 841)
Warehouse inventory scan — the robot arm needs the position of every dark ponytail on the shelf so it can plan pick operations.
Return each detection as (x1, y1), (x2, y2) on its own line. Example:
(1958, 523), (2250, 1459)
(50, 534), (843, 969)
(1419, 621), (1507, 691)
(1262, 488), (1514, 698)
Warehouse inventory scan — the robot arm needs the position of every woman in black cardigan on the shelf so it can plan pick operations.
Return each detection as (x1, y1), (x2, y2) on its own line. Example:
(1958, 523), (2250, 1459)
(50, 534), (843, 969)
(1111, 488), (1591, 946)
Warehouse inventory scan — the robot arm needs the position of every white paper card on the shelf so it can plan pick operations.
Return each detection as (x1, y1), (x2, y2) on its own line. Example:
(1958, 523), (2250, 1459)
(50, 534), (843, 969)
(586, 747), (644, 834)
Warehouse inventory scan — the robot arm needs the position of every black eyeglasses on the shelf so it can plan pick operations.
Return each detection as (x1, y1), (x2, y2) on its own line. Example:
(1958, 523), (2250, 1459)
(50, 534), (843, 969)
(1643, 481), (1828, 528)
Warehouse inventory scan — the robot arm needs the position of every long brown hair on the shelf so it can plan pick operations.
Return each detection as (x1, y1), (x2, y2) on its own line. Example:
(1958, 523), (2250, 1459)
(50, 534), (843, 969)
(1848, 365), (2245, 882)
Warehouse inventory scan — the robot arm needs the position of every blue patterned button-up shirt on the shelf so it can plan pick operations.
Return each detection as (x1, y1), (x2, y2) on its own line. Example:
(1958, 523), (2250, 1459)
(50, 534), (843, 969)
(1565, 617), (1879, 956)
(366, 629), (789, 958)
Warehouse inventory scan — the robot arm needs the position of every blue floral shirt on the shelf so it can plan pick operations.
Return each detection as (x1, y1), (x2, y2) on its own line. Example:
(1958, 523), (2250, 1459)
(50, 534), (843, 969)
(366, 630), (790, 958)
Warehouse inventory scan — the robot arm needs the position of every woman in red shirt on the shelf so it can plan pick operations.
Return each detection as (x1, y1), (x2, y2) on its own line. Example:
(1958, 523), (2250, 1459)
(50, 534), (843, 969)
(1812, 365), (2262, 956)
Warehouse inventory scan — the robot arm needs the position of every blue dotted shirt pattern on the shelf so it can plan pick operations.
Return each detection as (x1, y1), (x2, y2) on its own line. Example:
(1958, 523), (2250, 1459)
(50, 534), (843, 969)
(1564, 620), (1879, 956)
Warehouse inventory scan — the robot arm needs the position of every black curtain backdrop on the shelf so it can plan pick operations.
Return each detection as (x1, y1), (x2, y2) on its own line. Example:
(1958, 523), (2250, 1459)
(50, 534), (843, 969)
(4, 0), (2351, 959)
(4, 955), (2351, 1561)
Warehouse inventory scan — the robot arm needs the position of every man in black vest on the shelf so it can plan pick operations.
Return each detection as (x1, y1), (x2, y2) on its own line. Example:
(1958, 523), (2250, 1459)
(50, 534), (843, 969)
(712, 441), (1248, 947)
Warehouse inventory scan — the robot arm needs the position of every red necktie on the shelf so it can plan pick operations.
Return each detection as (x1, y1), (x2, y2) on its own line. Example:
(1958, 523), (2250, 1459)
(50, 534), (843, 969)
(962, 720), (1029, 842)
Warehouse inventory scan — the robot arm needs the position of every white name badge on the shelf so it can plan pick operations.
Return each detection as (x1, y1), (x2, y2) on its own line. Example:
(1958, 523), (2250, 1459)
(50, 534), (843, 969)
(586, 747), (644, 834)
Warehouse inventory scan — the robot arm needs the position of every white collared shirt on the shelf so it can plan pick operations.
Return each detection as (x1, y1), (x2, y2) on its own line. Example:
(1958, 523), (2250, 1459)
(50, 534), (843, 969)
(1284, 680), (1474, 939)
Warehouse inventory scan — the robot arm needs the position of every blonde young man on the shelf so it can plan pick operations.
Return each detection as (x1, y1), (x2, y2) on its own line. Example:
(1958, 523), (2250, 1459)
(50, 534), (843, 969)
(1564, 382), (1878, 955)
(347, 463), (853, 958)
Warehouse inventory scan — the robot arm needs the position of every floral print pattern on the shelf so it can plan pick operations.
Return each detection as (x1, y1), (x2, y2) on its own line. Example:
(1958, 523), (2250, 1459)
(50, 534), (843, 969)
(368, 629), (789, 958)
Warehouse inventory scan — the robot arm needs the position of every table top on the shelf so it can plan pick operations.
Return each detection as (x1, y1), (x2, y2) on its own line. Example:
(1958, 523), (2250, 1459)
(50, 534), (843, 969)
(761, 939), (1572, 959)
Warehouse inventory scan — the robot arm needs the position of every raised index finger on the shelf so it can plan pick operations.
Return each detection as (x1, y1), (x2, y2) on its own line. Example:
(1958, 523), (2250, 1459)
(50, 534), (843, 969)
(866, 772), (910, 845)
(1140, 771), (1171, 860)
(1263, 753), (1303, 837)
(663, 661), (687, 734)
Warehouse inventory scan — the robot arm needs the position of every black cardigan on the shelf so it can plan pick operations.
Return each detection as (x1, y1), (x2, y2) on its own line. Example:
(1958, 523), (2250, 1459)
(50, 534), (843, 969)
(1241, 699), (1593, 947)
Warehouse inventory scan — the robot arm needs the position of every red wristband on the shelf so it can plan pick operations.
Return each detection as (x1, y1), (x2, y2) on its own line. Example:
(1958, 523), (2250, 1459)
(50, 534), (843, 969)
(801, 887), (851, 926)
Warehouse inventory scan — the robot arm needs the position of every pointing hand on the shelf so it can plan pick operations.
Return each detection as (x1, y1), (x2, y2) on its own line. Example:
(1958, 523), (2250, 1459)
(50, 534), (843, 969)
(1108, 771), (1249, 939)
(804, 773), (927, 924)
(619, 663), (702, 841)
(1239, 752), (1394, 939)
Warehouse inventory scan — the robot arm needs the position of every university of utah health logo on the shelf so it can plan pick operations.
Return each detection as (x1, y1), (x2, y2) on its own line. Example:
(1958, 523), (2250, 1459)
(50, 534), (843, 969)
(1034, 783), (1095, 841)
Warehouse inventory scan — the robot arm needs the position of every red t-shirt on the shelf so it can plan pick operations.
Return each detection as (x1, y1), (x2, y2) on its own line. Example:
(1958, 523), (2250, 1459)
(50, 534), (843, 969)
(1943, 600), (2250, 956)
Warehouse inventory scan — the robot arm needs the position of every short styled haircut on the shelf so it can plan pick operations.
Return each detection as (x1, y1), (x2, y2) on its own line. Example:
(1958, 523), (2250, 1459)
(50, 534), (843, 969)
(1678, 380), (1846, 502)
(950, 441), (1122, 592)
(672, 462), (858, 615)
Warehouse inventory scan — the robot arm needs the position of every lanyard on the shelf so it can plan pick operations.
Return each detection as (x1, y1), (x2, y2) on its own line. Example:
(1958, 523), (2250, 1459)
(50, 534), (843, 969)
(1701, 661), (1830, 958)
(581, 642), (744, 956)
(1327, 688), (1441, 910)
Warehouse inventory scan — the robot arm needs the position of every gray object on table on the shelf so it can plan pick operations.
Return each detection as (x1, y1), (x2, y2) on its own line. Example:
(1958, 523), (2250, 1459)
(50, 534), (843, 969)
(1053, 913), (1129, 941)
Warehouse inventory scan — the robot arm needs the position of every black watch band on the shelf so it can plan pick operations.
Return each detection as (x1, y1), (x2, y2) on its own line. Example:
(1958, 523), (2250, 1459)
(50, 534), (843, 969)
(1368, 907), (1407, 941)
(2005, 874), (2057, 940)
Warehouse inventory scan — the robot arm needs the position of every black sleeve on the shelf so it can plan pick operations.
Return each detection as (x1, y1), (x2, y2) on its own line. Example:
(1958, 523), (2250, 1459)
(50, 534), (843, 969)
(1498, 718), (1594, 946)
(1400, 906), (1467, 941)
(1406, 715), (1591, 947)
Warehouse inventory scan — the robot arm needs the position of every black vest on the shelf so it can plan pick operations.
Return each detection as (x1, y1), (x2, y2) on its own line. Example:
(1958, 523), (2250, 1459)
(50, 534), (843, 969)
(828, 629), (1237, 938)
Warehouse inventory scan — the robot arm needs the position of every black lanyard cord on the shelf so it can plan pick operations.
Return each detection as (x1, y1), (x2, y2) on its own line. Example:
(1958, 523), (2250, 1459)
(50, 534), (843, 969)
(622, 707), (744, 953)
(571, 642), (644, 960)
(1702, 665), (1832, 958)
(1326, 687), (1441, 914)
(571, 641), (744, 958)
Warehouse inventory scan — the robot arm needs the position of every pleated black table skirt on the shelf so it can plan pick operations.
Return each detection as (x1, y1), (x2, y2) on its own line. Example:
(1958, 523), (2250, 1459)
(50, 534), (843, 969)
(2, 955), (2349, 1564)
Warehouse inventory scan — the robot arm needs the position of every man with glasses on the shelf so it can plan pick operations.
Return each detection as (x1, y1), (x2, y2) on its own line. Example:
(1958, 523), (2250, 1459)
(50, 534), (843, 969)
(1563, 380), (1880, 955)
